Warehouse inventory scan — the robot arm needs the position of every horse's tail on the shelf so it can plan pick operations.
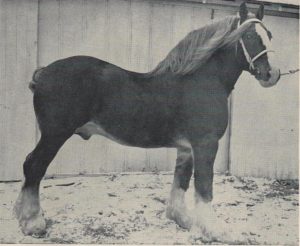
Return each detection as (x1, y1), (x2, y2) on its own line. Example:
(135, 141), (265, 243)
(29, 67), (45, 93)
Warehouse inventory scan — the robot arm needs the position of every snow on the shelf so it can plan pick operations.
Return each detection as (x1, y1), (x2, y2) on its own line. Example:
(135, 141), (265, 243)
(0, 173), (298, 244)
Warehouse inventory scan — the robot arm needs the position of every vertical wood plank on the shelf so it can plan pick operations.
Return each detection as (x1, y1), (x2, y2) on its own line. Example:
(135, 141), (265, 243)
(0, 0), (7, 180)
(107, 0), (131, 68)
(38, 0), (60, 62)
(84, 0), (108, 59)
(130, 1), (151, 73)
(149, 3), (174, 69)
(191, 5), (212, 30)
(0, 0), (38, 180)
(173, 5), (193, 45)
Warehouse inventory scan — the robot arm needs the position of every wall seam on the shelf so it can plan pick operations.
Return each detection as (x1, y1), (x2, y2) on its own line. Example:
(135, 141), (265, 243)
(35, 0), (40, 144)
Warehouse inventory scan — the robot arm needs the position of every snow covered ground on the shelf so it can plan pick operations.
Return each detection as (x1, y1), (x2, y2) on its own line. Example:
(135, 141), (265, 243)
(0, 173), (298, 244)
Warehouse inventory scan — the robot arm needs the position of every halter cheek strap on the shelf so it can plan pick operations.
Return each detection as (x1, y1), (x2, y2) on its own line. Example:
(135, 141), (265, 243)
(237, 18), (275, 71)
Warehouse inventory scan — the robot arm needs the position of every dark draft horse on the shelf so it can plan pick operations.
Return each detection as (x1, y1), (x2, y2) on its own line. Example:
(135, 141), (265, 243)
(14, 2), (280, 240)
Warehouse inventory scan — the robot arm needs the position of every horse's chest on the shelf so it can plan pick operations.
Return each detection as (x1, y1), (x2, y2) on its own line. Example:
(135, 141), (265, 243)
(183, 85), (229, 137)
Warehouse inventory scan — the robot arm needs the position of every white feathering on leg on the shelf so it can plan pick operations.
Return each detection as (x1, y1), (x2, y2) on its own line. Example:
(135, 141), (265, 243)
(191, 192), (232, 242)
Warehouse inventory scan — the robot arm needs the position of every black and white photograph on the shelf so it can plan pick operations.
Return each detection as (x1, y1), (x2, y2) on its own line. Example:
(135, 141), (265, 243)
(0, 0), (299, 244)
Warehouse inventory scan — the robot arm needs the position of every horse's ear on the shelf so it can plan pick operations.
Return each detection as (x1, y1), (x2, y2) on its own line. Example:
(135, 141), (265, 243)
(256, 3), (264, 20)
(239, 2), (248, 23)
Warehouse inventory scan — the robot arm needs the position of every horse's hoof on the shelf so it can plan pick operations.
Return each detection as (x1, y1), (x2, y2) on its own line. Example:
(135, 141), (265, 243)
(190, 204), (234, 243)
(191, 217), (241, 244)
(166, 205), (192, 230)
(190, 224), (229, 244)
(19, 212), (47, 237)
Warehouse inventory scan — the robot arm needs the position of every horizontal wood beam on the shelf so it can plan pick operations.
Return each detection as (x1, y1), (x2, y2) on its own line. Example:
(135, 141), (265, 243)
(146, 0), (299, 18)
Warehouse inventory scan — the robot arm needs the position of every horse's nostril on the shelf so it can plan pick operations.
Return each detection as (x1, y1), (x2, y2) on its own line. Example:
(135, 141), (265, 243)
(266, 72), (271, 79)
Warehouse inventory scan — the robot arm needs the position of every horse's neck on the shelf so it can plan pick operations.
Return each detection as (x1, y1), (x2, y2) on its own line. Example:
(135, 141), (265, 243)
(195, 47), (243, 95)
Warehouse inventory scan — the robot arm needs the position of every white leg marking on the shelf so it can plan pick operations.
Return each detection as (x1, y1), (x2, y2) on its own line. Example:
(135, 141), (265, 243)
(166, 183), (192, 229)
(169, 183), (185, 209)
(191, 193), (232, 242)
(14, 184), (46, 236)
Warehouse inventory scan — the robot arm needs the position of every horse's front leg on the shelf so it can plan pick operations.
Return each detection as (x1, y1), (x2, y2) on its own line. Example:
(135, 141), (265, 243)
(191, 135), (229, 241)
(166, 142), (193, 229)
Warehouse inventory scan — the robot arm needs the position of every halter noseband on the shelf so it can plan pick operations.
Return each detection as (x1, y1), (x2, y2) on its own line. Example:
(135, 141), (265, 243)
(237, 18), (274, 72)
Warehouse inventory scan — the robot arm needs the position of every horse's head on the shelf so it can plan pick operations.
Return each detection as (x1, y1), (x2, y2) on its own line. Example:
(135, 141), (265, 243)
(237, 2), (280, 87)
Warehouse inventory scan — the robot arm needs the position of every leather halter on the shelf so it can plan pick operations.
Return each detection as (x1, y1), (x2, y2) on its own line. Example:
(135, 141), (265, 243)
(237, 18), (274, 71)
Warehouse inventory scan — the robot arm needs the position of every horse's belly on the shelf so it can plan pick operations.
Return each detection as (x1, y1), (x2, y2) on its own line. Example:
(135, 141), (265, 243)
(75, 121), (129, 146)
(75, 121), (172, 148)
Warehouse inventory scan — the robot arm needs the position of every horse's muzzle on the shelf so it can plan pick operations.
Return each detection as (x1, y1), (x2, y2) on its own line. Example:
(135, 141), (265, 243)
(258, 67), (280, 88)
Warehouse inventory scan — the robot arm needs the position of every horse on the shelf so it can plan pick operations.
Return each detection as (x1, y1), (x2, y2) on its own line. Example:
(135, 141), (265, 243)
(14, 2), (280, 241)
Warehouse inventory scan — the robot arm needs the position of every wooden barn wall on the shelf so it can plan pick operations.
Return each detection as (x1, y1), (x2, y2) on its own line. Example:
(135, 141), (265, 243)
(0, 0), (38, 181)
(0, 0), (298, 180)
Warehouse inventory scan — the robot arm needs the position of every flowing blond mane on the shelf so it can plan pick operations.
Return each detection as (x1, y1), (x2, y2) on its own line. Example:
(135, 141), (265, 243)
(148, 15), (253, 76)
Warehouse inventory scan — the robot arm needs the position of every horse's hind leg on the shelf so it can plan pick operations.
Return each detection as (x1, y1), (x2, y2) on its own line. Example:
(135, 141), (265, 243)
(14, 133), (71, 236)
(166, 141), (193, 229)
